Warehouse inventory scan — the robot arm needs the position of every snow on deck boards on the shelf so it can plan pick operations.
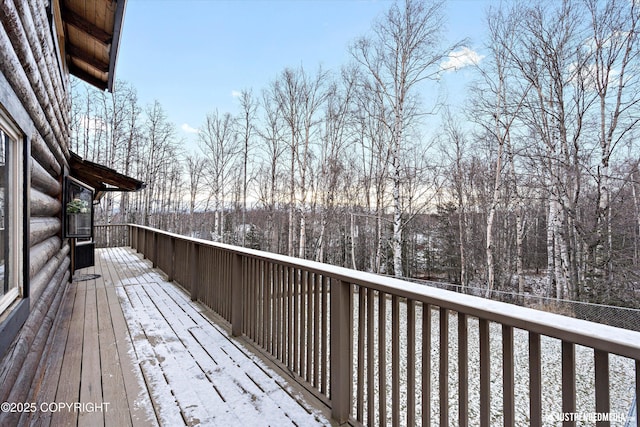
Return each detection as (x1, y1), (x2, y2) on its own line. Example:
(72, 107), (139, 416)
(25, 247), (331, 427)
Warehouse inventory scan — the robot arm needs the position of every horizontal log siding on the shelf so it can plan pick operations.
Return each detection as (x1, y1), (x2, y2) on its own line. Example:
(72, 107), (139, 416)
(0, 0), (70, 421)
(30, 157), (61, 197)
(29, 217), (61, 247)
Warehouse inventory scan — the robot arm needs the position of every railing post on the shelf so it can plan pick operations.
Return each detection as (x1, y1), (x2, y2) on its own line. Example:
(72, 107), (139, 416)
(440, 308), (449, 427)
(529, 332), (542, 427)
(562, 341), (576, 427)
(330, 279), (352, 424)
(594, 350), (610, 427)
(131, 226), (137, 251)
(190, 242), (199, 302)
(479, 318), (490, 427)
(152, 230), (158, 268)
(167, 236), (175, 282)
(231, 253), (244, 337)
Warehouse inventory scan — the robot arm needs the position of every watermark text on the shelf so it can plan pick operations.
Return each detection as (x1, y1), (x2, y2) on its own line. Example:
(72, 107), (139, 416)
(547, 412), (630, 423)
(1, 401), (110, 414)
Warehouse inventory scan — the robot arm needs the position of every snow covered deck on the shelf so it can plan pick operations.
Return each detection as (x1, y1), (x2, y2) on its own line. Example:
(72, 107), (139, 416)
(82, 224), (640, 426)
(23, 247), (331, 426)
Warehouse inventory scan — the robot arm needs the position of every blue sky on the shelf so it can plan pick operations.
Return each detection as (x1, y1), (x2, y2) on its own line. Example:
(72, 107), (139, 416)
(115, 0), (491, 146)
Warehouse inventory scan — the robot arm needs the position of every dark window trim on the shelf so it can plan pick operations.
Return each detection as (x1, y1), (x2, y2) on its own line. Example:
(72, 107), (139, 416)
(23, 135), (29, 299)
(2, 131), (8, 295)
(63, 176), (94, 239)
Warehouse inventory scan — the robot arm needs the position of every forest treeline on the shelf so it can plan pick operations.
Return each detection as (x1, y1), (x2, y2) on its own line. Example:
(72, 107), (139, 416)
(71, 0), (640, 307)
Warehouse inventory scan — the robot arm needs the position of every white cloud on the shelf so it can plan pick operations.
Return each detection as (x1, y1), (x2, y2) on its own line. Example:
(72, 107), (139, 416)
(441, 47), (484, 72)
(181, 123), (199, 134)
(231, 90), (242, 98)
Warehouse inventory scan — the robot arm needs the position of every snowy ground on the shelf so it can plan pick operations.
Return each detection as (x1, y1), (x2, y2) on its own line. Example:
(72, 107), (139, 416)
(351, 296), (637, 427)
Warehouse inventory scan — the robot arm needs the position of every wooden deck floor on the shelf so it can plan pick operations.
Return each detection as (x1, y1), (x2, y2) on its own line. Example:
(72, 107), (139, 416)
(24, 247), (331, 426)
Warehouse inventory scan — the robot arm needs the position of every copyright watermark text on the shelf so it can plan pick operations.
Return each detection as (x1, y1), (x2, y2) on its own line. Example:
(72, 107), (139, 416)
(547, 412), (630, 423)
(1, 401), (110, 414)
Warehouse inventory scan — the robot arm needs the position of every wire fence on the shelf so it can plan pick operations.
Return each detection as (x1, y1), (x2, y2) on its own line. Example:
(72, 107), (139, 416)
(93, 224), (640, 333)
(403, 276), (640, 332)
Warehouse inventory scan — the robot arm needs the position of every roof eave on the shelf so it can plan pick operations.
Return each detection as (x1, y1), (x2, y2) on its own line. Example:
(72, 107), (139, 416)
(107, 0), (127, 92)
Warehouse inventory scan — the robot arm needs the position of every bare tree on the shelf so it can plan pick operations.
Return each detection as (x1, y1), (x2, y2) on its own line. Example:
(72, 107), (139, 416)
(185, 153), (207, 236)
(585, 0), (640, 284)
(273, 68), (301, 256)
(257, 86), (287, 253)
(491, 0), (589, 299)
(199, 110), (239, 242)
(352, 71), (393, 274)
(315, 70), (356, 263)
(236, 89), (258, 246)
(351, 0), (459, 277)
(442, 110), (470, 288)
(273, 66), (329, 258)
(120, 84), (142, 223)
(70, 79), (142, 223)
(470, 5), (533, 294)
(140, 101), (178, 227)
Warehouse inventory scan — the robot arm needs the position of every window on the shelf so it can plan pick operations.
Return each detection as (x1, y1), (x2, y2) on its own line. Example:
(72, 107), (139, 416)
(0, 110), (23, 314)
(64, 177), (93, 238)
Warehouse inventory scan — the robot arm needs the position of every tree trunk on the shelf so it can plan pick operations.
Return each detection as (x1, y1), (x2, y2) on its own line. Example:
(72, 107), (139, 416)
(392, 108), (403, 278)
(298, 211), (306, 259)
(486, 140), (503, 296)
(633, 170), (640, 267)
(288, 145), (296, 257)
(546, 197), (556, 298)
(515, 206), (525, 295)
(350, 212), (357, 270)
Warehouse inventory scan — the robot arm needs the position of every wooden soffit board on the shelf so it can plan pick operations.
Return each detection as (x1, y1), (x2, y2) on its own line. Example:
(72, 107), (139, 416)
(69, 152), (145, 200)
(61, 0), (127, 91)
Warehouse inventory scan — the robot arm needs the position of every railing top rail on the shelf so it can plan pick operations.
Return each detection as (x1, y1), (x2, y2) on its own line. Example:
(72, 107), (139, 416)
(129, 224), (640, 360)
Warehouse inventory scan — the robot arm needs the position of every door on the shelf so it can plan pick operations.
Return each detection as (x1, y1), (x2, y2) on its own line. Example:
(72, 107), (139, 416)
(64, 177), (95, 271)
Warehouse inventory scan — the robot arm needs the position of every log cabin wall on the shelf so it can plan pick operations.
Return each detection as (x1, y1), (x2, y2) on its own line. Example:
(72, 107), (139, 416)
(0, 0), (72, 406)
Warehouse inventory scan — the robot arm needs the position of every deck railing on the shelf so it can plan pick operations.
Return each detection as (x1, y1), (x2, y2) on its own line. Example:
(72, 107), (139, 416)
(94, 223), (130, 248)
(102, 224), (640, 426)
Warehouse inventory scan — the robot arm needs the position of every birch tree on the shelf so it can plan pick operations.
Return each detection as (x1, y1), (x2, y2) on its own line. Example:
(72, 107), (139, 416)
(585, 0), (640, 286)
(236, 89), (258, 246)
(257, 87), (287, 253)
(471, 5), (532, 294)
(185, 153), (207, 236)
(98, 81), (138, 223)
(351, 0), (458, 277)
(316, 70), (355, 263)
(199, 110), (239, 242)
(120, 85), (142, 223)
(273, 66), (329, 258)
(140, 101), (177, 227)
(273, 68), (301, 256)
(442, 110), (470, 288)
(493, 0), (589, 299)
(295, 67), (329, 259)
(352, 72), (392, 273)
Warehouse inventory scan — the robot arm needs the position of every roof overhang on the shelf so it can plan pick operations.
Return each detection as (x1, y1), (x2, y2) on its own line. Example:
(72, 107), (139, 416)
(69, 152), (145, 200)
(60, 0), (127, 91)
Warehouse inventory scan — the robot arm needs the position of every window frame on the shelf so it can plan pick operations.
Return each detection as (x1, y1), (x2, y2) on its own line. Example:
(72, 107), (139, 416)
(0, 108), (24, 315)
(63, 176), (94, 239)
